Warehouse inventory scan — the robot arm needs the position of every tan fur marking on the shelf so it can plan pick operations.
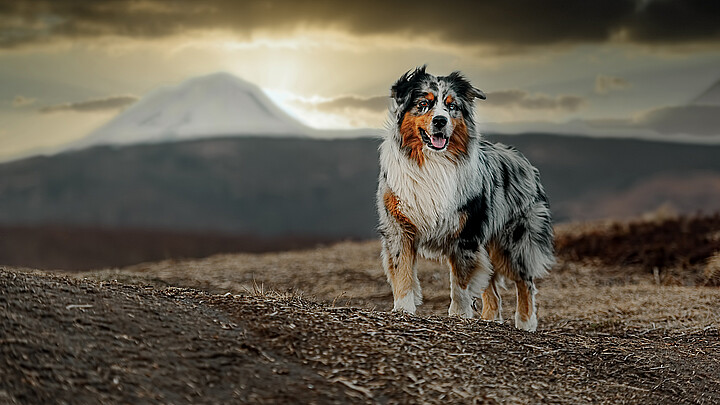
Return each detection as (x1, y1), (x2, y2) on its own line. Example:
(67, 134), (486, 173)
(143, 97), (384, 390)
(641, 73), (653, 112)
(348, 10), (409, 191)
(383, 190), (417, 237)
(383, 190), (417, 300)
(488, 239), (515, 280)
(442, 212), (468, 247)
(384, 247), (416, 299)
(454, 212), (468, 238)
(515, 279), (533, 322)
(481, 275), (501, 320)
(400, 112), (425, 167)
(447, 117), (470, 161)
(400, 111), (435, 167)
(444, 95), (454, 105)
(489, 239), (534, 322)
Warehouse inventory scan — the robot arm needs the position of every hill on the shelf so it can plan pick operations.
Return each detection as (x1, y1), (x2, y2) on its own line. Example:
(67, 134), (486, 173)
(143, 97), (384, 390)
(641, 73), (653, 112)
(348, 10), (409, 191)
(0, 137), (381, 237)
(2, 134), (720, 235)
(3, 134), (720, 269)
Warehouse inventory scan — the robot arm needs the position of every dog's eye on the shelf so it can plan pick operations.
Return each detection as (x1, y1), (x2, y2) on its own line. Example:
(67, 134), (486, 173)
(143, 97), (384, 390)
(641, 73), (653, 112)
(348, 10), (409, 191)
(448, 102), (458, 111)
(418, 100), (429, 109)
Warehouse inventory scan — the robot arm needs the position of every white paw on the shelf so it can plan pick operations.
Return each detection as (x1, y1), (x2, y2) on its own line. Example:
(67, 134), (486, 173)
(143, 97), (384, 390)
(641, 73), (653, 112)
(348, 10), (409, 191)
(448, 301), (475, 319)
(515, 312), (537, 332)
(393, 293), (417, 314)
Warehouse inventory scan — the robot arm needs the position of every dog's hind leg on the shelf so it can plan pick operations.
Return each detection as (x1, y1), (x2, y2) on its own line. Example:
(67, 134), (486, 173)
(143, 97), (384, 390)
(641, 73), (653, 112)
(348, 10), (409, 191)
(489, 237), (538, 330)
(498, 202), (554, 331)
(514, 279), (537, 331)
(480, 272), (503, 322)
(447, 247), (492, 318)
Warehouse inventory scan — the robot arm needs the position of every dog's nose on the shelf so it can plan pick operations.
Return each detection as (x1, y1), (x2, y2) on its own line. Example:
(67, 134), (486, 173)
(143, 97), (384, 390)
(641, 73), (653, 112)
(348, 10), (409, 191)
(432, 116), (447, 129)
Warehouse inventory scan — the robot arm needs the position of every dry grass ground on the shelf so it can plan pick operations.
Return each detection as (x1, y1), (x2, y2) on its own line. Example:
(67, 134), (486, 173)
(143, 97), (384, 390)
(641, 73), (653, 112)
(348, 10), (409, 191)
(2, 217), (720, 404)
(78, 239), (720, 336)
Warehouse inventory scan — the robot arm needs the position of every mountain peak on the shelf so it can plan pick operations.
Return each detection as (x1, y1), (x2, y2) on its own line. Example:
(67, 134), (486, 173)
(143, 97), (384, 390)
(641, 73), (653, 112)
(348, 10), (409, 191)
(68, 72), (310, 150)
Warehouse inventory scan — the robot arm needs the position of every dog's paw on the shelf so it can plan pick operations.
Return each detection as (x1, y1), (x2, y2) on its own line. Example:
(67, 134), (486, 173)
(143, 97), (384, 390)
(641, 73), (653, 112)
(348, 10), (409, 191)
(393, 293), (417, 314)
(515, 312), (537, 332)
(480, 314), (504, 323)
(448, 301), (475, 319)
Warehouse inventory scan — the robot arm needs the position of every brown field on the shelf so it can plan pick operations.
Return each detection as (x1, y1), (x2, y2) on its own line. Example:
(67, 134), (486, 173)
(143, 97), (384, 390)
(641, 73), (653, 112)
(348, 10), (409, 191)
(0, 225), (341, 270)
(2, 215), (720, 404)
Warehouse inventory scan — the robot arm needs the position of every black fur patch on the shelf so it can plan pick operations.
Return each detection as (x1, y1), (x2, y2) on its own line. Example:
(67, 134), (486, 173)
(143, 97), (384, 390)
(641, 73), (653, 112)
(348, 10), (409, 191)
(512, 222), (527, 243)
(499, 160), (511, 192)
(391, 65), (432, 124)
(458, 191), (490, 251)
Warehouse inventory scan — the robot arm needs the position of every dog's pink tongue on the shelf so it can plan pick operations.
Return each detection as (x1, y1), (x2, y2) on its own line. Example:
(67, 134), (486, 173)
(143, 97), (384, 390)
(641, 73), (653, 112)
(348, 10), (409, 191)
(431, 135), (448, 149)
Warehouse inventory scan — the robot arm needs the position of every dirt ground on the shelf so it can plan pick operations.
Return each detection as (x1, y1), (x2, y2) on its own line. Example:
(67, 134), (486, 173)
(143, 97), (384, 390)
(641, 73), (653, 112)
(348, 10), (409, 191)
(2, 219), (720, 404)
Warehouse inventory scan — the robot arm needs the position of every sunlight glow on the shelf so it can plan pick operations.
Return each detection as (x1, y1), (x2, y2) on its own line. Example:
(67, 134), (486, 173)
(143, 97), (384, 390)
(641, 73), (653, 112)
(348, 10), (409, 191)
(264, 88), (384, 129)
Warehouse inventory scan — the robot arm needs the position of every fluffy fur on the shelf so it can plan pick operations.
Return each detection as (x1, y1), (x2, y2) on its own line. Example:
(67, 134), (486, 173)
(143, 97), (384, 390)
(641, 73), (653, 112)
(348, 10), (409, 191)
(377, 66), (555, 331)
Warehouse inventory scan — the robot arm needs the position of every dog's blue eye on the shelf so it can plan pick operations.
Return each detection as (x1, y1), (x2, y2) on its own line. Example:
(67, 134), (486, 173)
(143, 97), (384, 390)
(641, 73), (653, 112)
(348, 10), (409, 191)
(448, 103), (457, 111)
(418, 101), (428, 109)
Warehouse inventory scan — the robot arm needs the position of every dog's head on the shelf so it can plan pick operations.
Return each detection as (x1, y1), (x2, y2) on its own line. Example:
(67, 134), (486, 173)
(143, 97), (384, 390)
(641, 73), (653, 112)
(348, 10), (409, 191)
(390, 66), (485, 161)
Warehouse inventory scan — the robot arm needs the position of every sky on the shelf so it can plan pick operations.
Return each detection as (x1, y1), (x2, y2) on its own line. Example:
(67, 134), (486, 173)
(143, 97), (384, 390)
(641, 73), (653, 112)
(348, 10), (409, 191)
(2, 0), (720, 160)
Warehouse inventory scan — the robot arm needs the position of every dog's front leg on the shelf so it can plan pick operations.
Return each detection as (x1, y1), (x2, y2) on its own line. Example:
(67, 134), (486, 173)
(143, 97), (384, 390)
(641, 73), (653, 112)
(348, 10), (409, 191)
(380, 189), (421, 313)
(381, 235), (420, 314)
(447, 247), (493, 318)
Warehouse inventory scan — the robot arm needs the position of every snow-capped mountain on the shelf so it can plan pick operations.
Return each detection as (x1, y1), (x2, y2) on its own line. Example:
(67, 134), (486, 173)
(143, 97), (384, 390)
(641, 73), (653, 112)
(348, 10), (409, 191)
(68, 72), (311, 150)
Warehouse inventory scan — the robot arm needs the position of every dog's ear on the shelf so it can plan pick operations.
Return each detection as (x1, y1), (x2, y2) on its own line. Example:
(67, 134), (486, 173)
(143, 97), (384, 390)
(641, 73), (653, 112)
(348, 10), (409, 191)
(446, 71), (486, 101)
(391, 65), (427, 104)
(469, 87), (486, 101)
(388, 96), (399, 113)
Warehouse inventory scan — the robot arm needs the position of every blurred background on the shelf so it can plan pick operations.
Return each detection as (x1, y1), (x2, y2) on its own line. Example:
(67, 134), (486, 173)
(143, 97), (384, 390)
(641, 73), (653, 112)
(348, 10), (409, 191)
(1, 0), (719, 270)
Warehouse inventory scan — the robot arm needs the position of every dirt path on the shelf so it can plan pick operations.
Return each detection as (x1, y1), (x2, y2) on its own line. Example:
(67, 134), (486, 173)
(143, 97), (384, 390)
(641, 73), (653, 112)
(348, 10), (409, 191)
(2, 267), (719, 404)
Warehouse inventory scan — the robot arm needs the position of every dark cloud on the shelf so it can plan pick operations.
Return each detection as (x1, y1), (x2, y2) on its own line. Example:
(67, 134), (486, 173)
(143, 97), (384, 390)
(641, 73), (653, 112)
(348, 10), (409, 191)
(595, 75), (631, 94)
(1, 0), (719, 49)
(38, 96), (138, 113)
(486, 90), (585, 111)
(624, 0), (720, 44)
(298, 95), (388, 113)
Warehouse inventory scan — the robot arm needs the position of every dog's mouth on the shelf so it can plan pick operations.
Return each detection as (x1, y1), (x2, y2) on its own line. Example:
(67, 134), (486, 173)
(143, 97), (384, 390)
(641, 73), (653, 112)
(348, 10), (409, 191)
(419, 128), (448, 150)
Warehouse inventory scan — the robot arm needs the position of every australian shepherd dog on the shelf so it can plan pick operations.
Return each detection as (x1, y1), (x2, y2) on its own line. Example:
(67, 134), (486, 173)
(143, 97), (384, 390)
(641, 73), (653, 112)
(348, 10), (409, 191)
(377, 66), (555, 331)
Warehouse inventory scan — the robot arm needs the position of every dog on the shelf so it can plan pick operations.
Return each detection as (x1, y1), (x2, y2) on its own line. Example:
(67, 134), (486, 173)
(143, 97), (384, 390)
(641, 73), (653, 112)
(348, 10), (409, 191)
(376, 66), (555, 331)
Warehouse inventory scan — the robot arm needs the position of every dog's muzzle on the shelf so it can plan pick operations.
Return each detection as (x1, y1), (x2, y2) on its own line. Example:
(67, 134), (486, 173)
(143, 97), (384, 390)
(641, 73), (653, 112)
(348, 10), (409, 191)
(420, 128), (448, 150)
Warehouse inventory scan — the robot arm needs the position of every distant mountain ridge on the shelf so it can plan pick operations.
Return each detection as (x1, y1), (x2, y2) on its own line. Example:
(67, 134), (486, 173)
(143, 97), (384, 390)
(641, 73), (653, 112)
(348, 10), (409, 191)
(1, 134), (720, 240)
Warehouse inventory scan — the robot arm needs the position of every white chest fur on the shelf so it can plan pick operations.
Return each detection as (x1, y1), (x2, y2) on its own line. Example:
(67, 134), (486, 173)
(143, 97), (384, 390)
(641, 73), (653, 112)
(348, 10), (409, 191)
(379, 139), (481, 247)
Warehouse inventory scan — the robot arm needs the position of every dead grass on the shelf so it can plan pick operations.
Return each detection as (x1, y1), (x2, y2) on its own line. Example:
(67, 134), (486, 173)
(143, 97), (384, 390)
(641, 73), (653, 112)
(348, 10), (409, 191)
(5, 215), (720, 404)
(75, 236), (720, 337)
(705, 251), (720, 286)
(555, 213), (720, 281)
